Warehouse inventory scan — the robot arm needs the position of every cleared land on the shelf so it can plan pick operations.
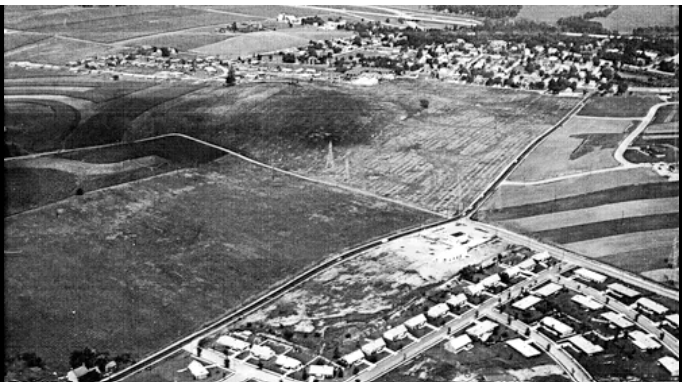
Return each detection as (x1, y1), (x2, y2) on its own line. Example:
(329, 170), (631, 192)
(132, 81), (579, 214)
(120, 32), (236, 52)
(508, 117), (637, 182)
(4, 36), (119, 65)
(190, 5), (348, 18)
(515, 5), (610, 25)
(564, 228), (680, 258)
(577, 94), (662, 118)
(4, 32), (51, 52)
(4, 154), (437, 371)
(595, 5), (680, 33)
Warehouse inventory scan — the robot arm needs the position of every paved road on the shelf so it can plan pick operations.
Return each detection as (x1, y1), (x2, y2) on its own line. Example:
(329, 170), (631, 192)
(469, 220), (680, 302)
(349, 267), (561, 382)
(614, 101), (678, 167)
(558, 276), (679, 357)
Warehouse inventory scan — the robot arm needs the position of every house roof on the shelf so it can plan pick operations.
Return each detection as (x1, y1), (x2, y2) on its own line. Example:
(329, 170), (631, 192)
(466, 320), (498, 338)
(666, 314), (679, 327)
(533, 283), (563, 297)
(607, 283), (640, 298)
(635, 298), (669, 315)
(481, 274), (502, 288)
(506, 338), (541, 358)
(341, 350), (365, 365)
(308, 364), (335, 377)
(629, 330), (662, 350)
(187, 360), (209, 378)
(449, 334), (473, 351)
(532, 251), (551, 262)
(601, 312), (634, 329)
(540, 317), (574, 335)
(575, 268), (607, 283)
(567, 335), (604, 355)
(447, 293), (468, 307)
(466, 283), (485, 295)
(572, 295), (604, 311)
(361, 338), (386, 355)
(513, 295), (543, 311)
(275, 354), (302, 370)
(251, 345), (275, 360)
(518, 259), (537, 270)
(216, 335), (249, 351)
(383, 325), (408, 340)
(659, 356), (680, 376)
(428, 303), (450, 318)
(405, 314), (427, 328)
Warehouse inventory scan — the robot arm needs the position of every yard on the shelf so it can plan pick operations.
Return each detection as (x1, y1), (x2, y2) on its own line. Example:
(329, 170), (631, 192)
(4, 155), (437, 372)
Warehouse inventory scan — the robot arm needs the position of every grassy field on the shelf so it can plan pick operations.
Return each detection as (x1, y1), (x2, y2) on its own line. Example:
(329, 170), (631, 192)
(515, 5), (610, 25)
(131, 81), (579, 214)
(4, 154), (437, 372)
(190, 5), (348, 18)
(578, 94), (662, 118)
(4, 32), (51, 52)
(4, 36), (119, 65)
(117, 32), (236, 51)
(4, 100), (80, 153)
(508, 117), (637, 182)
(595, 5), (679, 33)
(564, 228), (679, 258)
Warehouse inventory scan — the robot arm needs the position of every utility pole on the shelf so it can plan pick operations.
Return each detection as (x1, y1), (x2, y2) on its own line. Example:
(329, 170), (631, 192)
(344, 156), (351, 181)
(325, 140), (335, 170)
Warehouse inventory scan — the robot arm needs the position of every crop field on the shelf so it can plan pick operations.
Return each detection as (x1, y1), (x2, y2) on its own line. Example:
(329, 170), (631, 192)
(4, 154), (436, 371)
(132, 81), (579, 214)
(190, 5), (347, 19)
(4, 36), (119, 65)
(4, 32), (51, 52)
(577, 94), (662, 118)
(595, 5), (679, 33)
(508, 117), (637, 182)
(377, 327), (567, 382)
(117, 32), (236, 52)
(515, 5), (610, 25)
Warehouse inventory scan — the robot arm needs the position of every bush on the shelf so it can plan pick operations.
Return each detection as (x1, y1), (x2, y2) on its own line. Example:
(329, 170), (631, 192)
(419, 99), (430, 109)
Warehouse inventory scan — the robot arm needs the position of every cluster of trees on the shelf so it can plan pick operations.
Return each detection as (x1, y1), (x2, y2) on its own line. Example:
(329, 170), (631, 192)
(431, 5), (523, 19)
(633, 25), (679, 38)
(556, 16), (612, 35)
(581, 5), (620, 20)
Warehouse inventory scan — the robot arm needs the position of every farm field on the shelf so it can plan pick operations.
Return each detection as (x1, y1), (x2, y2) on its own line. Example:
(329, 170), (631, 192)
(564, 228), (679, 258)
(132, 81), (580, 214)
(4, 32), (51, 52)
(577, 94), (662, 118)
(595, 5), (680, 33)
(4, 100), (80, 154)
(515, 5), (610, 25)
(190, 5), (348, 19)
(4, 154), (437, 372)
(119, 32), (236, 52)
(4, 36), (119, 65)
(508, 117), (638, 182)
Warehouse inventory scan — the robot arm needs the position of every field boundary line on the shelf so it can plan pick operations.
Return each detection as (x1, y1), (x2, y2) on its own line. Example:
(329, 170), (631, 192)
(500, 166), (642, 186)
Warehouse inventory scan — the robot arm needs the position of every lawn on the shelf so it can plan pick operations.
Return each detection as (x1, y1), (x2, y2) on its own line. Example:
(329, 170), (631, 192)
(4, 154), (437, 372)
(577, 94), (662, 118)
(125, 351), (229, 382)
(650, 104), (679, 126)
(508, 117), (638, 182)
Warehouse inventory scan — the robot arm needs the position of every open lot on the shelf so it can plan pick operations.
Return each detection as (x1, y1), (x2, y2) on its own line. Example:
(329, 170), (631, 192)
(577, 94), (662, 118)
(508, 117), (637, 182)
(132, 81), (579, 214)
(595, 5), (680, 33)
(4, 153), (437, 372)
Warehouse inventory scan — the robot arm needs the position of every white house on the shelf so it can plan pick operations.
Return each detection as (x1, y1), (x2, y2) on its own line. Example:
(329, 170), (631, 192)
(513, 295), (543, 311)
(532, 251), (551, 263)
(217, 335), (249, 352)
(383, 325), (409, 342)
(601, 312), (635, 329)
(567, 335), (604, 355)
(466, 320), (498, 341)
(630, 331), (662, 351)
(341, 350), (365, 366)
(66, 365), (90, 382)
(506, 338), (541, 358)
(427, 303), (451, 319)
(518, 259), (537, 271)
(665, 314), (679, 328)
(633, 298), (669, 316)
(540, 317), (574, 338)
(533, 283), (563, 298)
(572, 295), (604, 311)
(405, 314), (428, 330)
(250, 344), (276, 360)
(574, 268), (607, 284)
(275, 355), (303, 371)
(659, 356), (680, 378)
(606, 283), (641, 300)
(466, 283), (485, 296)
(187, 360), (209, 380)
(446, 294), (468, 309)
(447, 334), (473, 353)
(481, 274), (502, 289)
(309, 365), (335, 379)
(361, 338), (386, 356)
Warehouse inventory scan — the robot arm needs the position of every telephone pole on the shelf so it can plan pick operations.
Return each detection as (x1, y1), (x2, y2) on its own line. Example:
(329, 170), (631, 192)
(325, 140), (335, 170)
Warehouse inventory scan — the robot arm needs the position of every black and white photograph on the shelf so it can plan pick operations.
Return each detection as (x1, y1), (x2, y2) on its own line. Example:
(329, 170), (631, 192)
(4, 3), (680, 382)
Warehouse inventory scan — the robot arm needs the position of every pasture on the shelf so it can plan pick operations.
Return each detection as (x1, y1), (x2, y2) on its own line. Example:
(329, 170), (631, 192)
(508, 117), (637, 182)
(565, 229), (679, 259)
(578, 94), (661, 118)
(4, 154), (437, 371)
(190, 5), (348, 19)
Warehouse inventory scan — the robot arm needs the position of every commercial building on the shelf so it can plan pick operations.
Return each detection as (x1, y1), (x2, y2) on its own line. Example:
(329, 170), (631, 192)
(572, 295), (604, 311)
(574, 268), (607, 284)
(633, 298), (670, 316)
(606, 283), (641, 300)
(506, 338), (541, 358)
(540, 317), (575, 338)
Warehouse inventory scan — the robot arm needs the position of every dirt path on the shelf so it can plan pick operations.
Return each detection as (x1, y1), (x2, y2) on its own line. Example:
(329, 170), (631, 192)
(5, 155), (168, 177)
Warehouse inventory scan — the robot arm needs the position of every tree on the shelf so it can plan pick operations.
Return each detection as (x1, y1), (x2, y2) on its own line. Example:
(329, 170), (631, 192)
(419, 99), (429, 109)
(225, 66), (236, 86)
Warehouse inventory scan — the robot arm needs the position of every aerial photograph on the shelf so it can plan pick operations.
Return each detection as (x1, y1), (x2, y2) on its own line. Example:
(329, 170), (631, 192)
(3, 3), (680, 382)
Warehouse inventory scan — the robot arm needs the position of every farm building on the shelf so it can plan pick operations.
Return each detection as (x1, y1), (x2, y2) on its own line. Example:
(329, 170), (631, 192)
(629, 331), (662, 351)
(216, 335), (249, 352)
(540, 317), (574, 338)
(606, 283), (641, 300)
(466, 320), (499, 341)
(466, 283), (486, 296)
(533, 283), (563, 298)
(447, 334), (473, 354)
(340, 350), (365, 367)
(506, 338), (541, 358)
(665, 314), (679, 328)
(633, 298), (670, 316)
(275, 355), (302, 371)
(572, 295), (604, 311)
(567, 335), (604, 355)
(574, 268), (607, 284)
(405, 314), (428, 330)
(309, 365), (335, 379)
(532, 251), (551, 263)
(361, 338), (386, 356)
(427, 303), (451, 319)
(601, 312), (635, 329)
(659, 356), (680, 378)
(187, 360), (209, 380)
(250, 345), (276, 360)
(383, 325), (409, 342)
(447, 293), (468, 309)
(513, 295), (543, 311)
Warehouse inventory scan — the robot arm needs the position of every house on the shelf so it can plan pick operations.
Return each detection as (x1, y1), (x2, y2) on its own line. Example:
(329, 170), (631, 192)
(574, 268), (607, 284)
(601, 312), (635, 329)
(217, 335), (249, 352)
(250, 345), (276, 360)
(503, 266), (522, 279)
(659, 356), (680, 378)
(187, 360), (209, 380)
(66, 365), (90, 382)
(513, 295), (543, 311)
(532, 251), (551, 263)
(567, 335), (604, 355)
(539, 317), (574, 338)
(446, 294), (468, 309)
(533, 283), (563, 298)
(466, 320), (499, 341)
(275, 355), (302, 371)
(606, 283), (641, 300)
(308, 364), (335, 379)
(481, 274), (502, 289)
(427, 303), (451, 319)
(465, 283), (485, 296)
(383, 325), (409, 342)
(361, 338), (386, 356)
(665, 314), (679, 328)
(633, 298), (669, 316)
(340, 350), (364, 367)
(506, 338), (541, 358)
(518, 259), (537, 271)
(629, 331), (662, 351)
(405, 314), (428, 330)
(447, 334), (473, 353)
(571, 295), (604, 311)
